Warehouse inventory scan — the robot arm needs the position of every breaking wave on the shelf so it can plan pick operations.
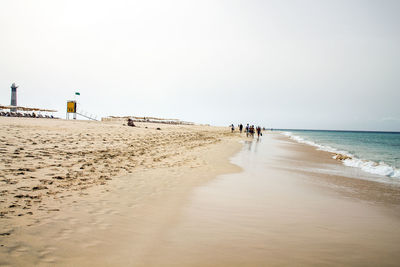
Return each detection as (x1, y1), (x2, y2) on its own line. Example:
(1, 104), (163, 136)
(282, 131), (400, 179)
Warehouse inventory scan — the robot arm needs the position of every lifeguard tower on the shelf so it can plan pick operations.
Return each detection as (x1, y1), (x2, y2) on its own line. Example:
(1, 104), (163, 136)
(66, 101), (77, 119)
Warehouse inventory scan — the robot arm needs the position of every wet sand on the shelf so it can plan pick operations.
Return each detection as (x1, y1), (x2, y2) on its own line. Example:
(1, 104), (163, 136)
(143, 133), (400, 266)
(1, 121), (400, 266)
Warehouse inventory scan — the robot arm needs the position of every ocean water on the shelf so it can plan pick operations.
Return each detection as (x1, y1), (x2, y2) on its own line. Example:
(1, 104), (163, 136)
(281, 130), (400, 179)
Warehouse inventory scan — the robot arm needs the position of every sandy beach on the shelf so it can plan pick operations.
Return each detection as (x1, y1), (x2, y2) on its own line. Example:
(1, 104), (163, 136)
(1, 118), (400, 266)
(0, 117), (241, 264)
(0, 117), (239, 221)
(2, 0), (399, 265)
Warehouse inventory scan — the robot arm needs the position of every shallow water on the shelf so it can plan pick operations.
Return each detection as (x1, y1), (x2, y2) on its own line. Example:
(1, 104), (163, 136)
(147, 136), (400, 266)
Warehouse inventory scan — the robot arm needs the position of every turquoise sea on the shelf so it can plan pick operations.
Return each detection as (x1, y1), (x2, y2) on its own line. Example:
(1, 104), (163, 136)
(280, 130), (400, 180)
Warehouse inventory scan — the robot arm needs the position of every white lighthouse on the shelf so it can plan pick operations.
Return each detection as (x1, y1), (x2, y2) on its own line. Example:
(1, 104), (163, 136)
(10, 83), (18, 112)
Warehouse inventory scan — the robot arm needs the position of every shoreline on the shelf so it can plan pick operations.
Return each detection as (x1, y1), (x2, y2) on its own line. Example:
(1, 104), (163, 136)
(139, 132), (400, 266)
(282, 130), (400, 180)
(2, 119), (400, 265)
(276, 133), (400, 209)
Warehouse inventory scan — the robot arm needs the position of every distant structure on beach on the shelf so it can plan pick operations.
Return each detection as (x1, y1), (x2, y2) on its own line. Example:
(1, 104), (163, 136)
(66, 101), (77, 120)
(0, 83), (58, 118)
(10, 83), (18, 112)
(102, 116), (194, 125)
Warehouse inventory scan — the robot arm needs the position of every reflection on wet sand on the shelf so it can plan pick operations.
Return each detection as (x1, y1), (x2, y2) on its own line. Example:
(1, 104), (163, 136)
(145, 133), (400, 266)
(2, 130), (400, 266)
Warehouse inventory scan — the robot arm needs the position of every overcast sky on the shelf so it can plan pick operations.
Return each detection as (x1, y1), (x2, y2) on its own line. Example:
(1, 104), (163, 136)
(1, 0), (399, 130)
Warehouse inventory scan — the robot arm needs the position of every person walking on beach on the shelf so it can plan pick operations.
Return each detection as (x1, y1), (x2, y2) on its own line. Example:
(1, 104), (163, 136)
(246, 124), (249, 137)
(250, 125), (255, 137)
(256, 126), (262, 138)
(231, 124), (235, 133)
(239, 124), (243, 133)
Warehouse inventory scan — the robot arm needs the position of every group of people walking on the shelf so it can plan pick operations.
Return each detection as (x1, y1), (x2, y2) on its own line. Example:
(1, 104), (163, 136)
(231, 123), (263, 138)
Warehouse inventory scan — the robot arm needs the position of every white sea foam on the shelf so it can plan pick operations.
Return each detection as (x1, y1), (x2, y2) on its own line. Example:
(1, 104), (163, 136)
(282, 131), (400, 179)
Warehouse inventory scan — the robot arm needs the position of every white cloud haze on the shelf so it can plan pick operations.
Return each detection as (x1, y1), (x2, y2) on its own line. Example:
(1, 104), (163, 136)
(1, 0), (399, 130)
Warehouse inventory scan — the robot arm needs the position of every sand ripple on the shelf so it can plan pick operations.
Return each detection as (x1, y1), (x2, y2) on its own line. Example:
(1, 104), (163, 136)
(0, 118), (233, 223)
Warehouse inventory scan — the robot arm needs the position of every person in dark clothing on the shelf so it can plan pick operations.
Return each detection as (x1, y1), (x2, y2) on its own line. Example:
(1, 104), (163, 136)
(249, 125), (255, 137)
(127, 118), (135, 127)
(256, 126), (262, 138)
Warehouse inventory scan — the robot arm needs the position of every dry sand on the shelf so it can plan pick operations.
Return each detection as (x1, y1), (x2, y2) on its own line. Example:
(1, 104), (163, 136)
(1, 118), (400, 266)
(0, 117), (241, 264)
